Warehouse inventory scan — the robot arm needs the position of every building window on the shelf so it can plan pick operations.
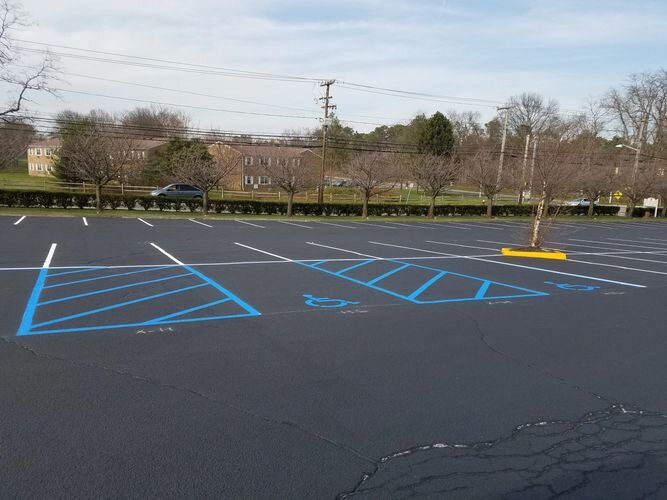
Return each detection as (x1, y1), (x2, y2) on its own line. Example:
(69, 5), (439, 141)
(244, 156), (253, 166)
(292, 158), (301, 167)
(259, 176), (270, 185)
(35, 148), (42, 156)
(259, 157), (271, 167)
(244, 175), (253, 185)
(140, 151), (146, 160)
(45, 148), (52, 156)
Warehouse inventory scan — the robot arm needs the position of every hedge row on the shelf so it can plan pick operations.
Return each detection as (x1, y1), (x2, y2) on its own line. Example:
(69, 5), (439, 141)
(0, 189), (624, 217)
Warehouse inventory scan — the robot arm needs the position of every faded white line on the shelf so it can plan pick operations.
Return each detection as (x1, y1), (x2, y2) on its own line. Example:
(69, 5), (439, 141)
(82, 217), (88, 226)
(384, 222), (434, 229)
(570, 238), (667, 251)
(306, 241), (382, 259)
(367, 241), (646, 288)
(427, 240), (500, 252)
(137, 218), (154, 227)
(234, 219), (266, 228)
(188, 218), (214, 228)
(234, 242), (294, 261)
(277, 220), (312, 229)
(13, 216), (26, 226)
(352, 222), (397, 230)
(150, 242), (184, 265)
(43, 243), (57, 269)
(607, 237), (667, 247)
(314, 221), (357, 229)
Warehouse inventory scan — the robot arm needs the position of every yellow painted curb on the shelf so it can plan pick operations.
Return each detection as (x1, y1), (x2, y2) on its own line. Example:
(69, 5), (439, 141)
(501, 247), (567, 260)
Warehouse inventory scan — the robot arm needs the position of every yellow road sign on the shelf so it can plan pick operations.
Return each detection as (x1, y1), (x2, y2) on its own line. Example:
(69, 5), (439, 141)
(613, 191), (623, 200)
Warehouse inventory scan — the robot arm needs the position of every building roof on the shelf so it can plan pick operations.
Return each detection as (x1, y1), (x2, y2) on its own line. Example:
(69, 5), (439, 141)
(29, 137), (61, 148)
(217, 143), (320, 158)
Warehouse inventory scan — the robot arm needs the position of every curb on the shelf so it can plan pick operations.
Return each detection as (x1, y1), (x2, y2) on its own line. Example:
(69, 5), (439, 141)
(501, 247), (567, 260)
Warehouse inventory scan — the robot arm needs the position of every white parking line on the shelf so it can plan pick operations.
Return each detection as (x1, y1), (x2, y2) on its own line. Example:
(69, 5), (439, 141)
(13, 216), (26, 226)
(314, 221), (357, 229)
(277, 220), (312, 229)
(427, 240), (499, 252)
(234, 242), (294, 261)
(607, 238), (667, 247)
(570, 238), (667, 251)
(366, 241), (646, 288)
(137, 218), (154, 227)
(384, 222), (434, 229)
(150, 242), (184, 265)
(234, 219), (266, 228)
(352, 222), (397, 230)
(43, 243), (57, 268)
(82, 217), (88, 226)
(188, 218), (214, 228)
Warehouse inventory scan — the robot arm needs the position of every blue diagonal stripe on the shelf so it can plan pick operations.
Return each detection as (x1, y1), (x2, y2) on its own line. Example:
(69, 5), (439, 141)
(335, 260), (374, 275)
(47, 267), (107, 277)
(366, 264), (409, 285)
(38, 273), (193, 305)
(408, 271), (447, 300)
(145, 298), (232, 324)
(31, 283), (208, 329)
(44, 266), (172, 288)
(474, 280), (492, 299)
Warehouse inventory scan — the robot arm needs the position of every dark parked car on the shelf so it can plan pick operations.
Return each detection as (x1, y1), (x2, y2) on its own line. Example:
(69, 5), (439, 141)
(150, 183), (203, 198)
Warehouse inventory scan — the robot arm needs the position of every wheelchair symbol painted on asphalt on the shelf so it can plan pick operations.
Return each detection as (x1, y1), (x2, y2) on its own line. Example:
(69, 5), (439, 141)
(544, 282), (600, 291)
(303, 294), (360, 308)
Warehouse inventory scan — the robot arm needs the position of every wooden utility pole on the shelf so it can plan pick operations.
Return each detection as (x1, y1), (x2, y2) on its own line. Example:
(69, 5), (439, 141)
(518, 134), (530, 204)
(495, 105), (511, 203)
(318, 80), (336, 204)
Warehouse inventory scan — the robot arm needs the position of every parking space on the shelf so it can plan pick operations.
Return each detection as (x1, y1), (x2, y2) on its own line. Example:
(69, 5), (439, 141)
(1, 214), (667, 498)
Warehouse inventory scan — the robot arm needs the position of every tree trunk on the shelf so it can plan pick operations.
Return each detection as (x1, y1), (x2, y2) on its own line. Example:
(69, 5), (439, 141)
(428, 195), (436, 219)
(95, 183), (102, 214)
(529, 184), (547, 248)
(626, 201), (635, 218)
(486, 196), (493, 217)
(587, 201), (595, 217)
(362, 195), (369, 219)
(202, 191), (208, 216)
(661, 204), (666, 218)
(287, 191), (294, 217)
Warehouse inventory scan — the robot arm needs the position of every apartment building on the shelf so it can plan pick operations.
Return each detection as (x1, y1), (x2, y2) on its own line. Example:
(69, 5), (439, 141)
(27, 137), (61, 176)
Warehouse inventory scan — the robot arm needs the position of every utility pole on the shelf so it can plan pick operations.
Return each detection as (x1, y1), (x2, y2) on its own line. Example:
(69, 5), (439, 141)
(528, 137), (538, 199)
(318, 80), (336, 205)
(518, 134), (530, 204)
(631, 116), (646, 188)
(496, 105), (511, 203)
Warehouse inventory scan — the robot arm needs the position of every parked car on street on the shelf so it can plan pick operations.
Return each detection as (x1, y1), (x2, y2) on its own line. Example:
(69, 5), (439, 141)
(150, 183), (203, 198)
(565, 197), (597, 207)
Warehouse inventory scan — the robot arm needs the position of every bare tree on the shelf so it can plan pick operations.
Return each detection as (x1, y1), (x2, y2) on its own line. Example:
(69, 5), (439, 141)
(122, 105), (190, 138)
(615, 153), (658, 217)
(0, 116), (33, 168)
(409, 152), (460, 218)
(345, 152), (395, 218)
(575, 143), (617, 216)
(508, 92), (560, 137)
(170, 141), (237, 215)
(261, 154), (317, 216)
(467, 145), (505, 217)
(652, 166), (667, 218)
(0, 1), (57, 117)
(528, 136), (579, 248)
(54, 112), (135, 213)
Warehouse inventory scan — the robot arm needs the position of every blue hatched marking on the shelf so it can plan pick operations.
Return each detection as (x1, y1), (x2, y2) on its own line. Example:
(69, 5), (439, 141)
(18, 263), (260, 336)
(296, 258), (546, 304)
(43, 266), (172, 288)
(47, 267), (107, 277)
(38, 273), (192, 305)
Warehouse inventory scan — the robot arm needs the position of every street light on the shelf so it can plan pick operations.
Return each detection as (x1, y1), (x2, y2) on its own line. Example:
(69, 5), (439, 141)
(615, 143), (639, 152)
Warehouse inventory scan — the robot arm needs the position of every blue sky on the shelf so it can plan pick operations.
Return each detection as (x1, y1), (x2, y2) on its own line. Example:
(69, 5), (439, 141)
(13, 0), (667, 133)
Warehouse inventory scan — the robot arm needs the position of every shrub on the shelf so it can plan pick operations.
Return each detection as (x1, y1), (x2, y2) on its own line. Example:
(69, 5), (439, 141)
(54, 193), (74, 209)
(73, 193), (92, 209)
(139, 197), (154, 211)
(103, 194), (123, 210)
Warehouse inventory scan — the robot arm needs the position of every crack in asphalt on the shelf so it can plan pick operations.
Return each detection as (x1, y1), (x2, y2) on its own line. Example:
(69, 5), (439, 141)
(0, 337), (375, 468)
(336, 315), (667, 499)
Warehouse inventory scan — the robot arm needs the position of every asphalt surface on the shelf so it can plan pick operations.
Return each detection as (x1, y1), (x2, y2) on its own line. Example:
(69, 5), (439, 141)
(2, 214), (667, 499)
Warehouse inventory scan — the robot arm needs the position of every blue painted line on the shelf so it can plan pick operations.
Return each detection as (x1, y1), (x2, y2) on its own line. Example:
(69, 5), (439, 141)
(308, 260), (328, 268)
(181, 264), (261, 317)
(17, 268), (48, 336)
(365, 264), (409, 286)
(22, 312), (259, 335)
(47, 267), (107, 277)
(145, 298), (232, 323)
(474, 280), (492, 299)
(37, 273), (193, 305)
(31, 283), (208, 329)
(408, 271), (447, 300)
(334, 260), (374, 275)
(43, 266), (172, 289)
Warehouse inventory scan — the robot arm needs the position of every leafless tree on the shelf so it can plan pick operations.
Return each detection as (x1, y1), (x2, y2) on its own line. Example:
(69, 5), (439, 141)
(54, 111), (135, 213)
(409, 152), (460, 218)
(261, 154), (317, 216)
(170, 142), (237, 215)
(615, 153), (658, 217)
(447, 110), (483, 146)
(121, 105), (190, 139)
(652, 166), (667, 218)
(467, 145), (506, 217)
(0, 1), (58, 118)
(508, 92), (560, 137)
(0, 116), (33, 168)
(528, 136), (579, 247)
(345, 152), (395, 218)
(574, 143), (617, 216)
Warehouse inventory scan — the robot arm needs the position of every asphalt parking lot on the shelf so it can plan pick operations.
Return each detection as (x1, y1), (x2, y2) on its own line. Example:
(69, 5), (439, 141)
(2, 215), (667, 499)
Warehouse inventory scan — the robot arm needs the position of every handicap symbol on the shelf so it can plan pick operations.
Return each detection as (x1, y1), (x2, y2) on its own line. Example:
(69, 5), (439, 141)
(544, 281), (599, 291)
(303, 294), (360, 308)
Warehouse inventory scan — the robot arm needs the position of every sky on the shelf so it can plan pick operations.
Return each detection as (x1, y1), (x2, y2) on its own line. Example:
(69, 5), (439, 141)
(8, 0), (667, 135)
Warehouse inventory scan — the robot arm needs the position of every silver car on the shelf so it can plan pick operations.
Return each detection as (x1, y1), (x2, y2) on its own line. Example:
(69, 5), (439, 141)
(150, 183), (203, 199)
